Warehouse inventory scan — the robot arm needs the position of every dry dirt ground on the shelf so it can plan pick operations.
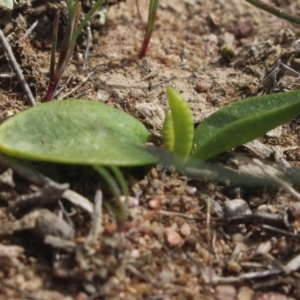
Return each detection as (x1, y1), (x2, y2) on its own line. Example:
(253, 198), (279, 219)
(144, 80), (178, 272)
(1, 0), (300, 299)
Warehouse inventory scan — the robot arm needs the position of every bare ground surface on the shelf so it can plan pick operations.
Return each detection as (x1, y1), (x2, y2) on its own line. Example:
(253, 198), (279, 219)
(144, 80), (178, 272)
(1, 0), (300, 299)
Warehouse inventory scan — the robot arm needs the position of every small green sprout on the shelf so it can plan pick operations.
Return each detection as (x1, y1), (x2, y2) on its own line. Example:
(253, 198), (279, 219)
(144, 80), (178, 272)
(163, 87), (194, 167)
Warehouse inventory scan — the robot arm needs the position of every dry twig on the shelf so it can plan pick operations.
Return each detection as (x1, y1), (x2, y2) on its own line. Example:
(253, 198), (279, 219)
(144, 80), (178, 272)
(0, 153), (93, 214)
(253, 158), (300, 202)
(0, 29), (35, 106)
(84, 189), (103, 248)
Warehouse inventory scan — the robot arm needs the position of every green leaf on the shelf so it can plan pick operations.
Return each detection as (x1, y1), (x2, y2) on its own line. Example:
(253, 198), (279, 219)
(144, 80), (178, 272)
(191, 89), (300, 161)
(0, 100), (158, 166)
(162, 110), (174, 151)
(166, 87), (194, 161)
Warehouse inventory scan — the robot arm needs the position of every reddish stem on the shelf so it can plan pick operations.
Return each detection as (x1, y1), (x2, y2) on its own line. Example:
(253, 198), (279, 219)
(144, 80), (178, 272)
(45, 78), (58, 101)
(140, 36), (150, 57)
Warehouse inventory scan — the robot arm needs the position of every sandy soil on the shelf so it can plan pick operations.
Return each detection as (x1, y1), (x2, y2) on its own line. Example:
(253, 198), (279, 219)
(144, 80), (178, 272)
(1, 0), (300, 299)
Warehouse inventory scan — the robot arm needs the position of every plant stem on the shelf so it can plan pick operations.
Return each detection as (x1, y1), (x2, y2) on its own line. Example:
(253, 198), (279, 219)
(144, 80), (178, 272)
(45, 0), (105, 101)
(245, 0), (300, 26)
(72, 0), (105, 44)
(140, 0), (159, 57)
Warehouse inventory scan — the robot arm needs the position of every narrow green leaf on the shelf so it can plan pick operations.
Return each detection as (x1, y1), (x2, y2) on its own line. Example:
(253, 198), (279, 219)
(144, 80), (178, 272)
(0, 100), (157, 166)
(166, 87), (194, 160)
(94, 165), (127, 228)
(109, 165), (129, 198)
(191, 90), (300, 161)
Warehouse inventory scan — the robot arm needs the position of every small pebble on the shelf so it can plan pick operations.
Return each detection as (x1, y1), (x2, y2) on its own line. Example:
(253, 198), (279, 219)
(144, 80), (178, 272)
(195, 81), (212, 93)
(180, 223), (191, 236)
(224, 199), (252, 218)
(254, 292), (287, 300)
(230, 21), (253, 39)
(148, 198), (162, 210)
(231, 233), (245, 243)
(185, 186), (197, 195)
(227, 260), (241, 273)
(104, 222), (118, 234)
(165, 228), (184, 247)
(120, 196), (139, 207)
(97, 89), (110, 102)
(76, 292), (88, 300)
(0, 209), (5, 219)
(237, 286), (254, 300)
(130, 249), (140, 258)
(158, 270), (175, 283)
(215, 285), (237, 300)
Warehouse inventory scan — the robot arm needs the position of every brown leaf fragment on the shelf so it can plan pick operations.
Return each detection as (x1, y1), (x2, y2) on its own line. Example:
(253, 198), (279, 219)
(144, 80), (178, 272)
(34, 209), (74, 240)
(285, 253), (300, 274)
(10, 182), (69, 209)
(0, 209), (74, 240)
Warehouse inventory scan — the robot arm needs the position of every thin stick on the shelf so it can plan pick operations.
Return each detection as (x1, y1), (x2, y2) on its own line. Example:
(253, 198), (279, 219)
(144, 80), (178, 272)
(245, 0), (300, 26)
(0, 29), (36, 106)
(19, 20), (38, 42)
(84, 189), (103, 248)
(253, 159), (300, 202)
(59, 69), (97, 99)
(83, 23), (92, 69)
(135, 0), (146, 31)
(158, 210), (204, 221)
(212, 268), (282, 284)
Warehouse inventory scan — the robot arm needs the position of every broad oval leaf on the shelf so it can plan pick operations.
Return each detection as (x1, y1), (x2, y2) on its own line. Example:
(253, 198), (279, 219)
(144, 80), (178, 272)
(0, 100), (158, 166)
(191, 90), (300, 161)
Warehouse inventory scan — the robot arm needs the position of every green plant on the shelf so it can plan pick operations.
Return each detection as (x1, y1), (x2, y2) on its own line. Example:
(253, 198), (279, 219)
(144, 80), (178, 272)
(2, 0), (300, 227)
(94, 165), (128, 229)
(163, 88), (300, 166)
(0, 99), (157, 166)
(2, 88), (300, 168)
(0, 88), (300, 224)
(45, 0), (105, 101)
(138, 0), (159, 57)
(162, 87), (194, 167)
